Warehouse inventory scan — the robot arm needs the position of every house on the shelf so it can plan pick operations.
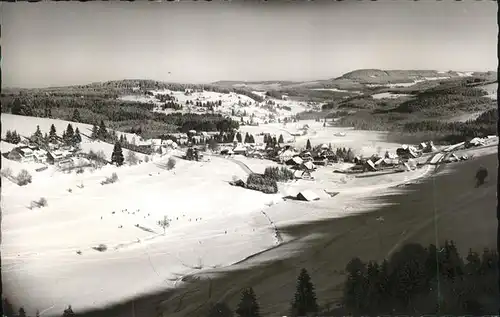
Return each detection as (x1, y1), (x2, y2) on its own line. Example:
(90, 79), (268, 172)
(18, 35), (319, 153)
(285, 156), (304, 167)
(364, 159), (377, 172)
(7, 146), (35, 163)
(33, 148), (48, 163)
(302, 161), (316, 171)
(296, 190), (320, 202)
(375, 158), (399, 168)
(233, 144), (247, 155)
(277, 149), (296, 163)
(47, 150), (67, 165)
(396, 146), (419, 159)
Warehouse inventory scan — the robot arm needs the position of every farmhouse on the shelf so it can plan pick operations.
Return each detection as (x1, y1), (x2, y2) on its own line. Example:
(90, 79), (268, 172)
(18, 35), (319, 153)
(47, 150), (70, 165)
(233, 144), (247, 155)
(7, 146), (35, 163)
(33, 148), (48, 163)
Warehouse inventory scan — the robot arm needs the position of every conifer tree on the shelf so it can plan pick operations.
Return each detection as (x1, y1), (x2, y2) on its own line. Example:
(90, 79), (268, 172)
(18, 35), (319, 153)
(263, 134), (268, 144)
(2, 298), (14, 317)
(236, 287), (260, 317)
(248, 134), (255, 143)
(62, 305), (76, 316)
(72, 108), (82, 122)
(306, 139), (312, 151)
(18, 307), (27, 317)
(236, 132), (242, 143)
(278, 134), (284, 144)
(32, 125), (43, 144)
(290, 268), (318, 317)
(111, 142), (124, 166)
(5, 130), (12, 142)
(49, 124), (58, 143)
(98, 120), (108, 139)
(73, 127), (82, 144)
(91, 124), (99, 139)
(65, 124), (75, 145)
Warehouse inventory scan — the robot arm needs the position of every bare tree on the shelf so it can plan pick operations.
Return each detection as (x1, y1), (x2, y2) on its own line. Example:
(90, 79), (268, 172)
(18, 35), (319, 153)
(159, 215), (170, 234)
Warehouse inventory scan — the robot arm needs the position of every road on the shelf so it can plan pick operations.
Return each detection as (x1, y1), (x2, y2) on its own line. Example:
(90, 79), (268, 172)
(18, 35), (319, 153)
(73, 152), (497, 317)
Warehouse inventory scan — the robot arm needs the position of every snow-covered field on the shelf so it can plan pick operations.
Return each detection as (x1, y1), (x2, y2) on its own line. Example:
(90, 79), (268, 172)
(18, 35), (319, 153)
(311, 88), (360, 94)
(371, 92), (413, 100)
(366, 76), (457, 88)
(479, 82), (497, 100)
(1, 152), (287, 315)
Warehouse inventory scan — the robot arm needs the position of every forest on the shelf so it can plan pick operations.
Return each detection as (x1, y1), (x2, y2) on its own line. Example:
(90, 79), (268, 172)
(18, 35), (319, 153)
(1, 93), (240, 139)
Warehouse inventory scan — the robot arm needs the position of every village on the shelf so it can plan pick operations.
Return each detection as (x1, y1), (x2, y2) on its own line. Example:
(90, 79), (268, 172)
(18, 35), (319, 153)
(3, 116), (497, 199)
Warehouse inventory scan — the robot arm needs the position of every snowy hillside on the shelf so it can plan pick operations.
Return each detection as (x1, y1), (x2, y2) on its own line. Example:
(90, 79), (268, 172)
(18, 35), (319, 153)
(1, 114), (143, 161)
(118, 89), (310, 123)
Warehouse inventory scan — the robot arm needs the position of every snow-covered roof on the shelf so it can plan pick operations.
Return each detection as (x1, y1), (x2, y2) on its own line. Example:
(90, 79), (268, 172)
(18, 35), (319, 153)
(297, 190), (320, 201)
(303, 161), (315, 170)
(234, 144), (247, 152)
(17, 147), (34, 155)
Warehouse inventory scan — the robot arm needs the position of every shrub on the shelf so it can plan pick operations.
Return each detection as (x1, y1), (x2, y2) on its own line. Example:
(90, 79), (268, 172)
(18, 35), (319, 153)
(126, 150), (139, 165)
(37, 197), (48, 207)
(167, 157), (176, 170)
(246, 173), (278, 194)
(93, 244), (107, 252)
(16, 169), (32, 186)
(88, 150), (107, 167)
(264, 166), (294, 182)
(76, 167), (84, 174)
(101, 172), (118, 185)
(144, 155), (150, 163)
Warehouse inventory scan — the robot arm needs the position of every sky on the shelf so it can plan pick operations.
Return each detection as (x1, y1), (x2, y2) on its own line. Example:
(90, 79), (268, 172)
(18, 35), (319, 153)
(1, 0), (497, 88)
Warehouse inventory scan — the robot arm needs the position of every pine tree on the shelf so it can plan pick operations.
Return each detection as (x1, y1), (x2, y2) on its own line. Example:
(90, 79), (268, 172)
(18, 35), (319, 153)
(49, 124), (58, 143)
(306, 139), (312, 151)
(65, 124), (75, 145)
(72, 108), (82, 122)
(236, 287), (260, 317)
(15, 131), (21, 144)
(290, 268), (318, 317)
(18, 307), (27, 317)
(5, 130), (12, 143)
(91, 124), (99, 139)
(73, 127), (82, 144)
(263, 134), (268, 144)
(2, 298), (14, 317)
(62, 305), (76, 316)
(32, 125), (43, 144)
(278, 134), (284, 144)
(111, 142), (124, 166)
(249, 134), (255, 143)
(244, 133), (249, 143)
(236, 132), (242, 143)
(98, 120), (108, 139)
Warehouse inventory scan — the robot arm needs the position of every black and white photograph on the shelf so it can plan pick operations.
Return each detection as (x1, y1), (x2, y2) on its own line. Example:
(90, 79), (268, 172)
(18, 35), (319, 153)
(1, 0), (498, 316)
